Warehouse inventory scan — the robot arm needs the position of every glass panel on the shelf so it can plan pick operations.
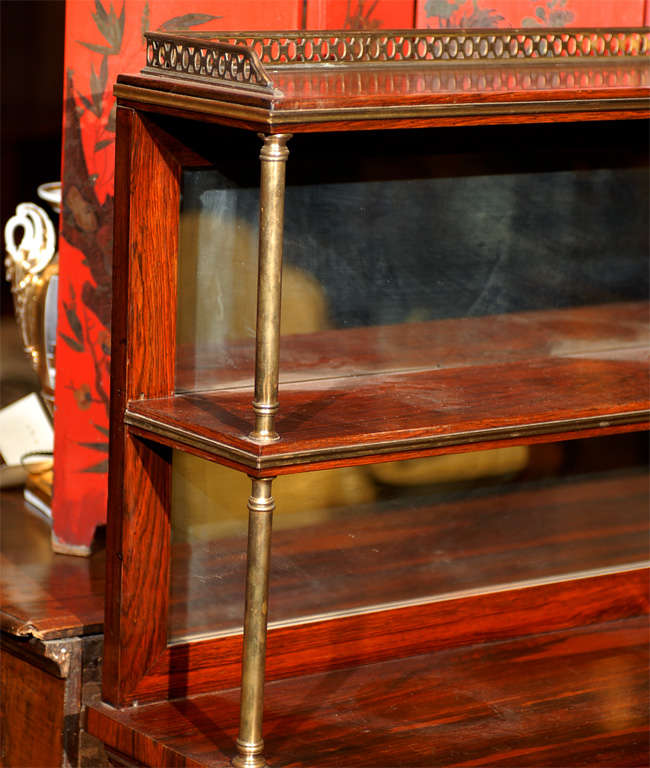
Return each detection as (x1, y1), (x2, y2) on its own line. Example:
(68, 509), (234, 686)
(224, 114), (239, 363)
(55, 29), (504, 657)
(175, 121), (649, 394)
(169, 433), (649, 643)
(176, 167), (259, 393)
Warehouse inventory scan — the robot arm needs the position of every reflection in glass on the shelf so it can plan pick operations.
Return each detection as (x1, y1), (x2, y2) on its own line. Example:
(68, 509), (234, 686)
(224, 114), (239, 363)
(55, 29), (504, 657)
(169, 121), (649, 644)
(169, 434), (649, 644)
(175, 124), (648, 394)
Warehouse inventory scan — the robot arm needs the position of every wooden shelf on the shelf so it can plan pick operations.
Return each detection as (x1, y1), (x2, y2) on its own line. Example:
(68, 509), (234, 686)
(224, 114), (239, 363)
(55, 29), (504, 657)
(131, 303), (650, 473)
(128, 350), (649, 474)
(88, 615), (650, 767)
(0, 490), (107, 768)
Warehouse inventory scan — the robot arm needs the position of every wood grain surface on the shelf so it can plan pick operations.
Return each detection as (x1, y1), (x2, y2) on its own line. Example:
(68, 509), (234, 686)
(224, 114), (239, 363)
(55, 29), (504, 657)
(128, 344), (650, 473)
(137, 565), (649, 704)
(0, 490), (104, 640)
(1, 646), (65, 767)
(87, 616), (650, 767)
(103, 109), (179, 706)
(175, 302), (650, 393)
(0, 488), (108, 766)
(115, 59), (650, 132)
(127, 460), (650, 704)
(168, 470), (650, 638)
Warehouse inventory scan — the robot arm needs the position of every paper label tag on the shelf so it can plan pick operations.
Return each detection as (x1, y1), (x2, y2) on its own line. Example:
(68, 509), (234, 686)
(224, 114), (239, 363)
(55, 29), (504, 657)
(0, 393), (53, 467)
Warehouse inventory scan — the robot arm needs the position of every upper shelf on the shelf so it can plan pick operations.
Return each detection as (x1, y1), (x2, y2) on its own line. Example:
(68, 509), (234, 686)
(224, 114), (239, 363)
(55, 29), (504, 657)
(114, 29), (650, 131)
(127, 302), (650, 474)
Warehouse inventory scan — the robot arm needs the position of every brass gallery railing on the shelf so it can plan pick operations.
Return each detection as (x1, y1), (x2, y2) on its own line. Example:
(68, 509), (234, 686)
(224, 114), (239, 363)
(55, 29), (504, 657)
(143, 28), (650, 93)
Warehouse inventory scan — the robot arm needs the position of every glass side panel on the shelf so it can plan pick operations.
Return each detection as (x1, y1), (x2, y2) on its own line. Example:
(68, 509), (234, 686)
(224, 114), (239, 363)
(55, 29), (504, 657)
(169, 433), (649, 644)
(176, 168), (259, 392)
(175, 121), (649, 394)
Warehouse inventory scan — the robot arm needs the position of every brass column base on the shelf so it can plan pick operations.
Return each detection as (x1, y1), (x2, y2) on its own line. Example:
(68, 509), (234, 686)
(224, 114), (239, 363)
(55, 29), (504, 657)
(248, 432), (280, 444)
(249, 401), (280, 443)
(233, 738), (268, 768)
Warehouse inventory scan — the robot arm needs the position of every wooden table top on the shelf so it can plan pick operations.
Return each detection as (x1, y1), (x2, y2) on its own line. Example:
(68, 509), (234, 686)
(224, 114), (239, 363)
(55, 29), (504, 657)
(0, 490), (104, 640)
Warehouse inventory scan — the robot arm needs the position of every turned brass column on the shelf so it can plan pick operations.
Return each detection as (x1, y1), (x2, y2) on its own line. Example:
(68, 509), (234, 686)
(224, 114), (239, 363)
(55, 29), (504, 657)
(233, 477), (275, 768)
(249, 133), (292, 443)
(234, 133), (291, 768)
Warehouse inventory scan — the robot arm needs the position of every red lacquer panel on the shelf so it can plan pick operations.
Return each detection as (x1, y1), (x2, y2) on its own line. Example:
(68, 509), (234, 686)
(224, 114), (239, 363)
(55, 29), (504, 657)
(415, 0), (646, 28)
(306, 0), (417, 27)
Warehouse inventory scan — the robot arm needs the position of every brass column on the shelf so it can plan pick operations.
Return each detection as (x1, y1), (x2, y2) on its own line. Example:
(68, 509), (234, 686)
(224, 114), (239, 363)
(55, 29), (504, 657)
(234, 133), (291, 768)
(233, 477), (275, 768)
(250, 133), (292, 443)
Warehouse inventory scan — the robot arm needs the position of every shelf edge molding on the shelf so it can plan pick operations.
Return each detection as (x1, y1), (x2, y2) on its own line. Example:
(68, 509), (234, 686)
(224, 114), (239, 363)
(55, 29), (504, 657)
(125, 406), (650, 472)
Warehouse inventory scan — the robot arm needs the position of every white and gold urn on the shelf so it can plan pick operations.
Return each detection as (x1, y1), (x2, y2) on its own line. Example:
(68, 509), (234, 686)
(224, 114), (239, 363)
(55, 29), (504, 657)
(4, 183), (60, 416)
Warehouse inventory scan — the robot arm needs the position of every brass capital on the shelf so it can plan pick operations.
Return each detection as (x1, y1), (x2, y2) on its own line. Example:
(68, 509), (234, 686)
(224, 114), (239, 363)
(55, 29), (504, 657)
(258, 133), (292, 162)
(247, 478), (275, 514)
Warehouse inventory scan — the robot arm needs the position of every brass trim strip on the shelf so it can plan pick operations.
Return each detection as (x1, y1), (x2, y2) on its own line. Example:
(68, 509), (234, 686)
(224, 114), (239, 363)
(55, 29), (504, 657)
(115, 83), (649, 128)
(169, 560), (650, 646)
(114, 83), (272, 125)
(269, 97), (650, 124)
(125, 408), (650, 471)
(125, 412), (262, 466)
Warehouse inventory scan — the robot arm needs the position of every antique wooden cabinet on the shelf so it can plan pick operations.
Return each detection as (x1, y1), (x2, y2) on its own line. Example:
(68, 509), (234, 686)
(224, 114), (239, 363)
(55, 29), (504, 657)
(87, 29), (650, 767)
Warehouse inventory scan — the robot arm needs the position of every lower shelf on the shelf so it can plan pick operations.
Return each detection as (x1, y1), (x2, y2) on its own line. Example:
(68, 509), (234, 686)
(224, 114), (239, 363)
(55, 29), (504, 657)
(88, 615), (649, 767)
